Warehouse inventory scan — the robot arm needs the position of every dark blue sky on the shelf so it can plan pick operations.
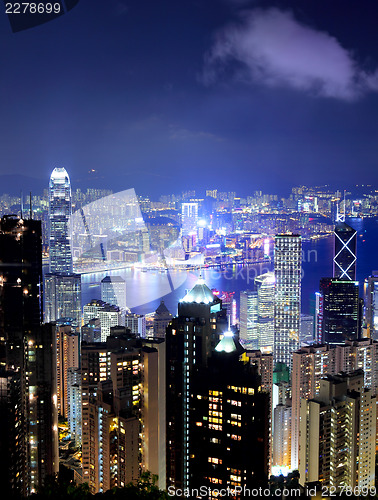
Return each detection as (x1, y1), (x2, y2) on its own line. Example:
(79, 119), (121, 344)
(1, 0), (378, 196)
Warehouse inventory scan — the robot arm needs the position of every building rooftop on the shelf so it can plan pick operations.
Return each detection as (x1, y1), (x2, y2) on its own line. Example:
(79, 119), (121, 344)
(155, 300), (171, 315)
(101, 275), (125, 283)
(181, 276), (215, 304)
(215, 330), (244, 355)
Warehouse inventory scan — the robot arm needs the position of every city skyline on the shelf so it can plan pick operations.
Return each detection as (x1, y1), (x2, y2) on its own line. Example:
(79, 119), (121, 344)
(3, 1), (378, 496)
(2, 1), (378, 196)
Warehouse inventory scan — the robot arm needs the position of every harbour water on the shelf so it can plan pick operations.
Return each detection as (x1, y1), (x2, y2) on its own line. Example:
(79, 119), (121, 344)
(81, 217), (378, 318)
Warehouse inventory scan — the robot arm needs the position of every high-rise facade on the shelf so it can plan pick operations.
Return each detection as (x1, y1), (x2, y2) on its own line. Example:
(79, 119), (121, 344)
(83, 299), (125, 341)
(49, 167), (73, 274)
(239, 290), (258, 349)
(101, 275), (127, 310)
(124, 312), (146, 338)
(81, 331), (166, 493)
(299, 371), (376, 489)
(46, 167), (81, 328)
(274, 234), (301, 368)
(181, 202), (198, 236)
(299, 314), (314, 345)
(56, 323), (79, 417)
(333, 222), (357, 281)
(364, 272), (378, 340)
(319, 278), (361, 344)
(255, 272), (275, 352)
(190, 345), (270, 496)
(166, 278), (271, 496)
(291, 339), (378, 472)
(166, 277), (227, 489)
(0, 215), (58, 496)
(44, 273), (81, 326)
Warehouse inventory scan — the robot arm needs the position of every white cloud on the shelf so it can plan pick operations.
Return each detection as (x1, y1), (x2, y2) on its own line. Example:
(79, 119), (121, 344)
(202, 8), (378, 100)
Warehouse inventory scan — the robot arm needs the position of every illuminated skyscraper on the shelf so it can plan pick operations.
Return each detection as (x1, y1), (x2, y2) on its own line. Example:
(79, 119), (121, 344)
(44, 273), (81, 327)
(364, 272), (378, 340)
(181, 202), (198, 236)
(255, 272), (275, 352)
(166, 277), (227, 489)
(239, 290), (258, 349)
(319, 278), (361, 344)
(0, 215), (58, 496)
(333, 222), (357, 281)
(49, 167), (72, 274)
(101, 275), (127, 310)
(166, 279), (269, 495)
(274, 234), (301, 368)
(46, 168), (81, 327)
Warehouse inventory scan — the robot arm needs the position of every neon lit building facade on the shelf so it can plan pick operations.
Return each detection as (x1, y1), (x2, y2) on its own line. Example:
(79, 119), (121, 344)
(48, 167), (72, 274)
(333, 222), (357, 281)
(273, 234), (301, 369)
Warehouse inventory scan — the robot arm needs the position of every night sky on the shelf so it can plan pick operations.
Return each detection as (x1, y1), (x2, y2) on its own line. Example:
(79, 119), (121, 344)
(2, 0), (378, 196)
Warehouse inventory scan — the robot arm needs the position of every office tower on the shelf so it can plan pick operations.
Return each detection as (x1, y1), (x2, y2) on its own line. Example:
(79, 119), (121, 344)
(239, 290), (259, 349)
(44, 273), (81, 327)
(0, 215), (58, 496)
(99, 305), (125, 341)
(153, 300), (172, 338)
(333, 222), (357, 281)
(181, 202), (198, 236)
(190, 338), (270, 495)
(83, 299), (125, 341)
(81, 331), (166, 493)
(299, 371), (376, 489)
(48, 166), (73, 273)
(83, 299), (107, 323)
(255, 272), (275, 352)
(101, 275), (127, 310)
(67, 368), (81, 447)
(299, 314), (314, 345)
(364, 272), (378, 340)
(315, 291), (323, 343)
(166, 276), (227, 489)
(274, 234), (301, 368)
(46, 168), (81, 329)
(125, 312), (146, 338)
(319, 278), (361, 344)
(56, 323), (79, 417)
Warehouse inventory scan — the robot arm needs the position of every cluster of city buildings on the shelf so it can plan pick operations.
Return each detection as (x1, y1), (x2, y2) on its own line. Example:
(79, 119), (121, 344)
(1, 168), (378, 498)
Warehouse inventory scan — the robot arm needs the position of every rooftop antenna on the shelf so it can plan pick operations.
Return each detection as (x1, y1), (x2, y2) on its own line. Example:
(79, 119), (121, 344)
(29, 192), (32, 219)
